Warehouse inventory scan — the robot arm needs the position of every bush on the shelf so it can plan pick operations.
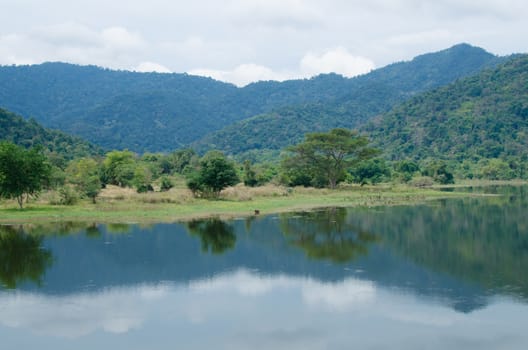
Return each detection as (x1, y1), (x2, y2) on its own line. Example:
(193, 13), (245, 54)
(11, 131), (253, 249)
(58, 186), (79, 205)
(160, 176), (174, 192)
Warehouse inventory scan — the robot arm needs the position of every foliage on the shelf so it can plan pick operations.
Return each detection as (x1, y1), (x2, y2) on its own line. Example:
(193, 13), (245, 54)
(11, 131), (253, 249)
(133, 165), (154, 193)
(186, 151), (239, 198)
(159, 176), (174, 192)
(66, 157), (102, 202)
(243, 160), (258, 187)
(366, 54), (528, 179)
(422, 160), (455, 184)
(281, 129), (379, 188)
(193, 44), (503, 156)
(348, 158), (391, 185)
(57, 185), (79, 205)
(101, 150), (137, 187)
(0, 45), (501, 153)
(0, 108), (103, 163)
(0, 142), (52, 208)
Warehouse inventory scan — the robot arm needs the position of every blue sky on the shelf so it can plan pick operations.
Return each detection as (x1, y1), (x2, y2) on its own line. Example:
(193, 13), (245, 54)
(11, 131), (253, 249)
(1, 0), (527, 85)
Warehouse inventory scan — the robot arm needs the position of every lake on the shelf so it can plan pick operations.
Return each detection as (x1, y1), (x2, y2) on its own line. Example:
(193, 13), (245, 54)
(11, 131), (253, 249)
(1, 186), (527, 349)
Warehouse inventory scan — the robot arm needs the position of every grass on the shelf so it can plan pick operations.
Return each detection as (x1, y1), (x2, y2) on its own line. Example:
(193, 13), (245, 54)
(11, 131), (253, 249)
(0, 181), (512, 224)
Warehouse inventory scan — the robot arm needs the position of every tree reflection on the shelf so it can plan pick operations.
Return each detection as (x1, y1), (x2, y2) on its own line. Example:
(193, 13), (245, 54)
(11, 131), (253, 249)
(0, 226), (53, 289)
(187, 218), (237, 254)
(279, 207), (378, 263)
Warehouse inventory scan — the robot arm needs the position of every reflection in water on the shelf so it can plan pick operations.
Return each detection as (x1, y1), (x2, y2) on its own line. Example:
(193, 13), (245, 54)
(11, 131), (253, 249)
(279, 208), (378, 263)
(187, 218), (236, 254)
(0, 186), (528, 349)
(1, 269), (527, 350)
(0, 226), (53, 289)
(348, 188), (528, 300)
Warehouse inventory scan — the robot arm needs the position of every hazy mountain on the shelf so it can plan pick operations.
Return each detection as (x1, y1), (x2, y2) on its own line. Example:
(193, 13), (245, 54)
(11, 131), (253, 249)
(192, 44), (504, 157)
(0, 44), (502, 153)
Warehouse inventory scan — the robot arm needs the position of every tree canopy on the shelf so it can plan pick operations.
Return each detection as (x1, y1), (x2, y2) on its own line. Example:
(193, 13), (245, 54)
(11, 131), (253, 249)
(281, 129), (379, 188)
(187, 151), (239, 198)
(0, 142), (52, 208)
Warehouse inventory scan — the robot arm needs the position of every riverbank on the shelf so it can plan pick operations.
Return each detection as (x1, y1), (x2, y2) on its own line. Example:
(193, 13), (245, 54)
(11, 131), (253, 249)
(0, 182), (500, 224)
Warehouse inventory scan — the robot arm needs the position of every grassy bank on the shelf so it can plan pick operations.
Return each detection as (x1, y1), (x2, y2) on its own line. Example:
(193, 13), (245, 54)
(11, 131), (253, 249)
(0, 183), (485, 224)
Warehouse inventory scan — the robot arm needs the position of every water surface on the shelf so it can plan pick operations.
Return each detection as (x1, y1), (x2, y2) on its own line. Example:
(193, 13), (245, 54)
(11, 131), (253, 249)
(1, 186), (527, 349)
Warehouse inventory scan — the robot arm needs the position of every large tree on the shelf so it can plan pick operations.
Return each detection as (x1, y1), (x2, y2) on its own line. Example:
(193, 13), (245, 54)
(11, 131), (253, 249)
(0, 142), (51, 208)
(282, 128), (379, 188)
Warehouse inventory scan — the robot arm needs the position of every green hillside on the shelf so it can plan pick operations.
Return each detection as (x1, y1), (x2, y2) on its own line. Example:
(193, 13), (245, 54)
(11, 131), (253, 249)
(0, 108), (102, 161)
(0, 44), (501, 153)
(193, 44), (504, 157)
(365, 54), (528, 164)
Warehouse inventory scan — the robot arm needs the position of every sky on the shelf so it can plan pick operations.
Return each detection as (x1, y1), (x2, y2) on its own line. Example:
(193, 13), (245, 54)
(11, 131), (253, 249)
(0, 0), (527, 86)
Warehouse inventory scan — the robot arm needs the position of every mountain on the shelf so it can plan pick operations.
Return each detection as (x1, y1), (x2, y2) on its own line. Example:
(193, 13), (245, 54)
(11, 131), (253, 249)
(0, 63), (372, 152)
(0, 44), (502, 153)
(364, 54), (528, 163)
(192, 44), (504, 157)
(0, 108), (102, 162)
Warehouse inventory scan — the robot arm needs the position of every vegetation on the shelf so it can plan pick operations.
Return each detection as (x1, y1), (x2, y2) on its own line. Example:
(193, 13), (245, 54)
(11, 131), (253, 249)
(0, 44), (502, 153)
(187, 151), (239, 198)
(192, 44), (504, 157)
(365, 54), (528, 179)
(281, 129), (378, 188)
(0, 142), (52, 208)
(0, 108), (103, 163)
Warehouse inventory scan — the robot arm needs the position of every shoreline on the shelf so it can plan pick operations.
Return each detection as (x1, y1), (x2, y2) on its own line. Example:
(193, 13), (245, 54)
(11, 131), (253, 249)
(1, 181), (514, 225)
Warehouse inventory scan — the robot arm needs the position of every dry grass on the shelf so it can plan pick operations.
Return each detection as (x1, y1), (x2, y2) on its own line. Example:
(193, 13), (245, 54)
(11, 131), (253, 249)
(99, 185), (195, 204)
(221, 184), (290, 201)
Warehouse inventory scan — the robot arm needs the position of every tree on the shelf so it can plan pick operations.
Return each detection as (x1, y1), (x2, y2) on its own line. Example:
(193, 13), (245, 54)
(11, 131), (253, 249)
(132, 165), (153, 193)
(66, 158), (102, 203)
(422, 160), (455, 184)
(281, 129), (379, 188)
(186, 151), (239, 198)
(243, 160), (258, 187)
(349, 158), (391, 185)
(101, 150), (136, 187)
(0, 142), (51, 208)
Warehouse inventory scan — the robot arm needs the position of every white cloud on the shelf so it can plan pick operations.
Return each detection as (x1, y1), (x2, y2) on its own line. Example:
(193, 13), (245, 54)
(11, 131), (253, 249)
(189, 64), (290, 86)
(0, 23), (148, 70)
(300, 47), (375, 78)
(228, 0), (322, 29)
(189, 47), (375, 86)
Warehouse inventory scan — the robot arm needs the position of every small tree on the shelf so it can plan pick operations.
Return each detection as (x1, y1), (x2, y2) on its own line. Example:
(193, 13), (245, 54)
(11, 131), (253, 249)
(187, 151), (239, 198)
(66, 158), (102, 203)
(0, 142), (51, 208)
(243, 160), (258, 187)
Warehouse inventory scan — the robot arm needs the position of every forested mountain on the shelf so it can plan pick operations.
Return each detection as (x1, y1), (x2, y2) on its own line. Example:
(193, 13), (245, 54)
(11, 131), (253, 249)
(365, 54), (528, 163)
(0, 44), (502, 153)
(193, 44), (504, 156)
(0, 108), (102, 161)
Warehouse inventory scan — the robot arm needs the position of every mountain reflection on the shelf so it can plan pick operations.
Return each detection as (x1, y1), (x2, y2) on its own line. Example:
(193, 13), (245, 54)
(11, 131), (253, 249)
(0, 226), (53, 289)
